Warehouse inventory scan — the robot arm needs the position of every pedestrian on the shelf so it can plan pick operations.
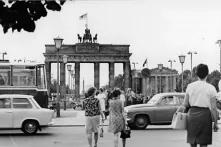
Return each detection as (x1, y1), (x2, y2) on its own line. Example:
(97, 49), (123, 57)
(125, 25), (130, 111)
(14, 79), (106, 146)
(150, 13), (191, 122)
(83, 87), (105, 147)
(177, 64), (218, 147)
(108, 89), (127, 147)
(120, 90), (126, 107)
(97, 88), (106, 119)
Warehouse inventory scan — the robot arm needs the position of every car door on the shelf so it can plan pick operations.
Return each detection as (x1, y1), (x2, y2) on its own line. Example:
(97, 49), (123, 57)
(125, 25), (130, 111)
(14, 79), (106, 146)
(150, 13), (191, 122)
(0, 97), (13, 128)
(12, 97), (33, 128)
(154, 95), (178, 123)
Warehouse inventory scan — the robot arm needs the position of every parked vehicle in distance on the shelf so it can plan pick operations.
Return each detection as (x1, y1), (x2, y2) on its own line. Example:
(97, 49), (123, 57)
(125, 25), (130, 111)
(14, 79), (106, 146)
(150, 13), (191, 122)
(125, 92), (185, 130)
(0, 94), (54, 135)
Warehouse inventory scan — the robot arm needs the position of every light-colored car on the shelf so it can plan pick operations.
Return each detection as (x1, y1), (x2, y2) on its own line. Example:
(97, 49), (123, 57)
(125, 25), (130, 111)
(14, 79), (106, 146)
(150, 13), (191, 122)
(0, 94), (54, 135)
(125, 92), (185, 130)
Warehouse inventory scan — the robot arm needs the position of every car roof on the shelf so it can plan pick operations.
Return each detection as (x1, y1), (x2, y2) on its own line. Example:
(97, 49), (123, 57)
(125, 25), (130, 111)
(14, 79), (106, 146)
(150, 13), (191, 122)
(0, 94), (33, 98)
(155, 92), (185, 97)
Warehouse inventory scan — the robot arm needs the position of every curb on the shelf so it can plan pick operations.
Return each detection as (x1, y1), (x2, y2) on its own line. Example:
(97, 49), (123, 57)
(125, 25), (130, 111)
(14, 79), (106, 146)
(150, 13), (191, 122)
(51, 124), (109, 127)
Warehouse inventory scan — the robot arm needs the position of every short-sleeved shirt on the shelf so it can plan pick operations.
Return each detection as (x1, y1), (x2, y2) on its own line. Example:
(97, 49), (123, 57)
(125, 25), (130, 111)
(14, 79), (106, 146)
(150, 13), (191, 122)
(83, 96), (100, 116)
(186, 80), (217, 109)
(97, 93), (106, 111)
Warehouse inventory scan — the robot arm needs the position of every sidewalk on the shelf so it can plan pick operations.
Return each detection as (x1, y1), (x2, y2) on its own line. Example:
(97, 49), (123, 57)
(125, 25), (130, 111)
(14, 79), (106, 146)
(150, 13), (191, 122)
(52, 109), (109, 127)
(52, 109), (221, 127)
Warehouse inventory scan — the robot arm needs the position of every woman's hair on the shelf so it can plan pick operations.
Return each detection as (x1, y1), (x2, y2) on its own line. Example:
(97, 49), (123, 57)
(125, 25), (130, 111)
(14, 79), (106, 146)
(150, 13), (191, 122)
(87, 87), (96, 97)
(112, 89), (121, 98)
(196, 64), (209, 79)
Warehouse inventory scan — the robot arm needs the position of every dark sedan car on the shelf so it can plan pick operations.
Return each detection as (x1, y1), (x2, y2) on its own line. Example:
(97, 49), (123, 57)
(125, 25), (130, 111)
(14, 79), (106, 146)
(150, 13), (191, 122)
(125, 92), (185, 129)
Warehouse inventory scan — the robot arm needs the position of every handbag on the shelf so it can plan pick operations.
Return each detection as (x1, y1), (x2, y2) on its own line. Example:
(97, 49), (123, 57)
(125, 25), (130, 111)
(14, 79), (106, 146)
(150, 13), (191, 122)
(171, 112), (187, 130)
(120, 125), (131, 139)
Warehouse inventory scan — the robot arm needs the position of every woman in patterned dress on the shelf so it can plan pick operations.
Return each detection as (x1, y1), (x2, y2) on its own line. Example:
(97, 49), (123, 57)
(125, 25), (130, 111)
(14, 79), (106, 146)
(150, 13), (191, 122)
(108, 89), (126, 147)
(83, 87), (105, 147)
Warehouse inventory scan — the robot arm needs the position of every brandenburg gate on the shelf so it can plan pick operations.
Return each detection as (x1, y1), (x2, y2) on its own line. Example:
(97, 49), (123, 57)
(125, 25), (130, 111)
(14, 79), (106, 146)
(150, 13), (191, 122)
(44, 28), (132, 98)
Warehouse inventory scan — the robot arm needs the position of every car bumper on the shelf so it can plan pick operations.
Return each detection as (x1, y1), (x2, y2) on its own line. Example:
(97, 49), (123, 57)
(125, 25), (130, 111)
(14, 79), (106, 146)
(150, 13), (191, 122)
(48, 121), (54, 127)
(41, 121), (54, 128)
(126, 114), (134, 124)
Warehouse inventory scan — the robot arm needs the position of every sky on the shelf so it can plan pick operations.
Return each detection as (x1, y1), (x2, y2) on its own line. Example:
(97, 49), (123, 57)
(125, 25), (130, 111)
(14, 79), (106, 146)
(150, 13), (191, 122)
(1, 0), (221, 89)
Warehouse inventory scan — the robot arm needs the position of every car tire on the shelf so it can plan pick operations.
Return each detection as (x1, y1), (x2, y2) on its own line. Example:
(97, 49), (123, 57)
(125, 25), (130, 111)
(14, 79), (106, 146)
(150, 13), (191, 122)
(134, 115), (149, 130)
(22, 120), (38, 135)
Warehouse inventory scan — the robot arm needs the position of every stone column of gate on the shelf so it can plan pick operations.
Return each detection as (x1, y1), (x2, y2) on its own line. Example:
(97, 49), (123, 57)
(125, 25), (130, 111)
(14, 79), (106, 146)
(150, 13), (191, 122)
(94, 62), (100, 89)
(155, 76), (158, 93)
(75, 62), (80, 99)
(123, 61), (130, 90)
(45, 61), (51, 97)
(109, 62), (115, 89)
(173, 75), (177, 92)
(60, 62), (66, 106)
(165, 75), (169, 92)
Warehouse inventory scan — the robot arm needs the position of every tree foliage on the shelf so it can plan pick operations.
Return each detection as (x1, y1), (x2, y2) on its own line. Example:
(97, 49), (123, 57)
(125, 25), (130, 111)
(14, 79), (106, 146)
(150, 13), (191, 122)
(207, 70), (221, 91)
(114, 74), (124, 89)
(176, 68), (221, 92)
(0, 0), (66, 33)
(176, 70), (192, 92)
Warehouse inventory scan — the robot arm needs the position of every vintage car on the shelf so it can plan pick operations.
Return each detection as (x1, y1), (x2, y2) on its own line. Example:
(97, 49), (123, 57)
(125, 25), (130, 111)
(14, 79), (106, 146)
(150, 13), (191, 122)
(125, 92), (185, 129)
(0, 94), (54, 135)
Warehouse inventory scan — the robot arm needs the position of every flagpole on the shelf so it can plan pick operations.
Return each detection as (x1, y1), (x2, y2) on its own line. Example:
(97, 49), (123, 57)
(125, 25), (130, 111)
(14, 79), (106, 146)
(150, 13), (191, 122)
(146, 58), (148, 68)
(86, 13), (88, 29)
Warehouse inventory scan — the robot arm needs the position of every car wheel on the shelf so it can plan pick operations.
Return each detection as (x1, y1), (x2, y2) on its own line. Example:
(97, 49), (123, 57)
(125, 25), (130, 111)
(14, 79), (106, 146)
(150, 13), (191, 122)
(22, 120), (38, 135)
(134, 115), (149, 130)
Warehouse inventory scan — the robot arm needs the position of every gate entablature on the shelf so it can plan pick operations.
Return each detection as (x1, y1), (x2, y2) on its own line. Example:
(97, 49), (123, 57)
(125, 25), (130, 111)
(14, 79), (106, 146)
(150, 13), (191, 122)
(44, 44), (131, 63)
(44, 28), (132, 99)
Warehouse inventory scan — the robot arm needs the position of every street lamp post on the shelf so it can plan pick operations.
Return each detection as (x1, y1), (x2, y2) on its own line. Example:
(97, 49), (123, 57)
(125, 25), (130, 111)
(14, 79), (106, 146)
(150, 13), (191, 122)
(216, 40), (221, 72)
(179, 55), (186, 92)
(54, 37), (63, 117)
(187, 51), (197, 78)
(158, 64), (163, 93)
(132, 62), (138, 69)
(168, 60), (175, 92)
(134, 71), (138, 94)
(63, 55), (68, 111)
(168, 59), (176, 69)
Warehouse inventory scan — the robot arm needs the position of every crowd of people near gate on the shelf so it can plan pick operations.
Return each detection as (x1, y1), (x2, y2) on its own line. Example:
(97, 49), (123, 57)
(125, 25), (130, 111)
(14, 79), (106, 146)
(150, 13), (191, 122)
(83, 87), (150, 112)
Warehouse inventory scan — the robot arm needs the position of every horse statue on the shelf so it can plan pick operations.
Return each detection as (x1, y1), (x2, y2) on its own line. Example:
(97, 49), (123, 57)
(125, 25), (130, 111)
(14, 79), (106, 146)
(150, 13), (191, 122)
(83, 28), (92, 43)
(77, 34), (82, 43)
(93, 34), (98, 43)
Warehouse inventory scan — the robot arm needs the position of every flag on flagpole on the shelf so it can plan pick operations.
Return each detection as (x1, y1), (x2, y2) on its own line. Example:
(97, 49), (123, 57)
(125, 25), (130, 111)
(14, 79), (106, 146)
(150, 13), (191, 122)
(79, 13), (87, 20)
(143, 58), (147, 67)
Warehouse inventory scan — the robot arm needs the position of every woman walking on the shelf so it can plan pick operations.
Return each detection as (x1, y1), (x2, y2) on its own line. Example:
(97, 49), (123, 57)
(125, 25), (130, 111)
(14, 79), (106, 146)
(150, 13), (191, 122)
(83, 87), (105, 147)
(178, 64), (218, 147)
(108, 89), (127, 147)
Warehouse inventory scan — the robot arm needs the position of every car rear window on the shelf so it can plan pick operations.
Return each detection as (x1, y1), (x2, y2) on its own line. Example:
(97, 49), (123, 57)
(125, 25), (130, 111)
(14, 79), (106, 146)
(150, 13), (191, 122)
(13, 98), (32, 109)
(0, 98), (11, 108)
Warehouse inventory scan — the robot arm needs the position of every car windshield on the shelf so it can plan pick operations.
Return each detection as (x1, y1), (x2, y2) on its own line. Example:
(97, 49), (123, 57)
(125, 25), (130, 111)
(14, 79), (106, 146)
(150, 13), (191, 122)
(147, 94), (161, 104)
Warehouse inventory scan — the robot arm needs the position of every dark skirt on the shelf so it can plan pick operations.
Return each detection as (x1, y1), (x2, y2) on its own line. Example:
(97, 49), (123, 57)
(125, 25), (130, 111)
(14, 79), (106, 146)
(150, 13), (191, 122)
(187, 106), (212, 145)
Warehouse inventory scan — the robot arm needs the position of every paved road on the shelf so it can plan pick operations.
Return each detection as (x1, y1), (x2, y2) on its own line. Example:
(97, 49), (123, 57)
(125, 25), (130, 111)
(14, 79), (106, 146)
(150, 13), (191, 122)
(0, 126), (221, 147)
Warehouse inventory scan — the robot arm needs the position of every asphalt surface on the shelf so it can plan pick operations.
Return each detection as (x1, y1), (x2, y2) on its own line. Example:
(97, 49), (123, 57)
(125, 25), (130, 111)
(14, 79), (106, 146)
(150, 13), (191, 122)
(0, 126), (221, 147)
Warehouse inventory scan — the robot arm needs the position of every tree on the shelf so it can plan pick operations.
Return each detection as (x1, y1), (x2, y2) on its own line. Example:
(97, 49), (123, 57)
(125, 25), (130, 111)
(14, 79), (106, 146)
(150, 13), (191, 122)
(207, 70), (221, 91)
(114, 74), (124, 89)
(102, 74), (124, 90)
(176, 70), (192, 92)
(50, 79), (57, 94)
(0, 0), (66, 33)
